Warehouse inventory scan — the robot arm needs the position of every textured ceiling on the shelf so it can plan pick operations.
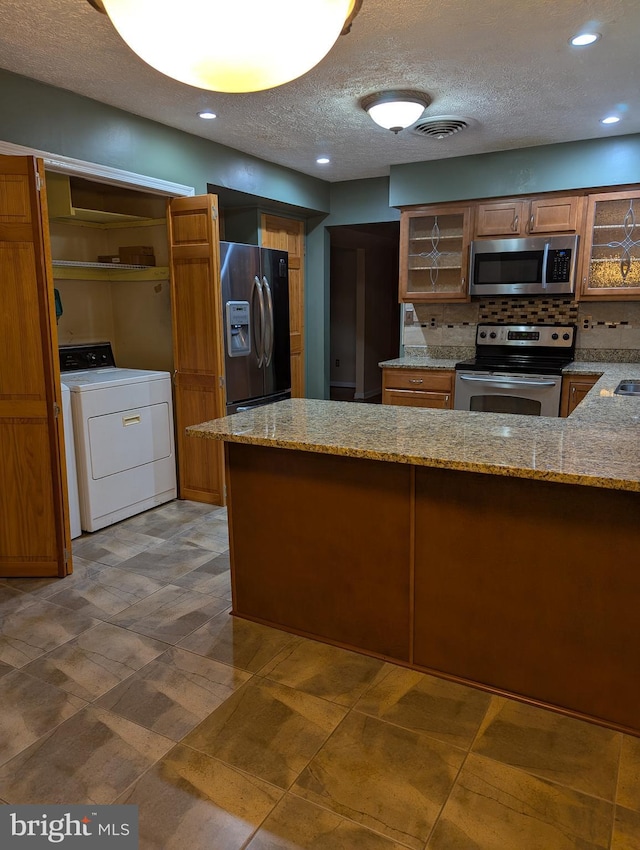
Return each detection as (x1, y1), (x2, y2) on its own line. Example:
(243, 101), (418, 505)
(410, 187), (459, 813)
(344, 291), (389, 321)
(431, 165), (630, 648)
(0, 0), (638, 183)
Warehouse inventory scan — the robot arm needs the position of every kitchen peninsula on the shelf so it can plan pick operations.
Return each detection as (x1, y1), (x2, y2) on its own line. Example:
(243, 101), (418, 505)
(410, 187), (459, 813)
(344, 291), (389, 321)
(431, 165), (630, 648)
(187, 365), (640, 736)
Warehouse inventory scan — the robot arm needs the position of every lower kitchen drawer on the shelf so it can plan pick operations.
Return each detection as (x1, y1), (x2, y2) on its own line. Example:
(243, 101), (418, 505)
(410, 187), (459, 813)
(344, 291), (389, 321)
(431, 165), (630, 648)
(382, 388), (452, 409)
(382, 368), (454, 393)
(382, 368), (455, 408)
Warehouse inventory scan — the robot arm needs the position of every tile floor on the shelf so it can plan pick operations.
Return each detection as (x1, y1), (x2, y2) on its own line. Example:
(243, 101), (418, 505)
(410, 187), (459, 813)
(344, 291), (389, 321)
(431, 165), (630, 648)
(0, 499), (639, 849)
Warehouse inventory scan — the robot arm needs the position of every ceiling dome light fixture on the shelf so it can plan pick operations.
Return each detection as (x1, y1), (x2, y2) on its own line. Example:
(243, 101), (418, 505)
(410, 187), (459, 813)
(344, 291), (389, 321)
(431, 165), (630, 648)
(198, 110), (217, 120)
(361, 90), (431, 134)
(569, 32), (601, 46)
(601, 115), (621, 125)
(88, 0), (363, 93)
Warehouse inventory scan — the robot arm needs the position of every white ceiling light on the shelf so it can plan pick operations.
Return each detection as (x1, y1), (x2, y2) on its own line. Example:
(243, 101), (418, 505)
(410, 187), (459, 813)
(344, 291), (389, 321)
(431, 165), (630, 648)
(317, 157), (331, 164)
(569, 32), (601, 46)
(198, 111), (217, 120)
(361, 91), (431, 134)
(601, 115), (621, 125)
(92, 0), (362, 93)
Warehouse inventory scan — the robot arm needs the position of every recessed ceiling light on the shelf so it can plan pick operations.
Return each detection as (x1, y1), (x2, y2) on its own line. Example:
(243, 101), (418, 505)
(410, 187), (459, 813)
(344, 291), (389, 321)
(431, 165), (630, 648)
(316, 157), (331, 164)
(600, 115), (621, 125)
(569, 32), (600, 46)
(198, 111), (217, 120)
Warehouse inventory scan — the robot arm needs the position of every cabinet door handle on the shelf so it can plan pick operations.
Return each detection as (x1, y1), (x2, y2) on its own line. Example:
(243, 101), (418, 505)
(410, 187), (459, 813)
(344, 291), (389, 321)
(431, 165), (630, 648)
(512, 215), (519, 232)
(409, 378), (423, 384)
(528, 214), (534, 232)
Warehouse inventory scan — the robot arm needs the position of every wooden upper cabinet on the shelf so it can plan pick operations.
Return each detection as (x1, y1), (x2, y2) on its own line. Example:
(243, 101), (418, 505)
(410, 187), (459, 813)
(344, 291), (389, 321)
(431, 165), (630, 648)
(579, 189), (640, 299)
(475, 200), (525, 237)
(475, 195), (582, 237)
(399, 204), (472, 302)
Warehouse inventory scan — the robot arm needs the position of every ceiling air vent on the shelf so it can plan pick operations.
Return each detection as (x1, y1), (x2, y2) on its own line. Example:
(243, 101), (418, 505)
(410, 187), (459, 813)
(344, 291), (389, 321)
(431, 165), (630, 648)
(411, 116), (472, 139)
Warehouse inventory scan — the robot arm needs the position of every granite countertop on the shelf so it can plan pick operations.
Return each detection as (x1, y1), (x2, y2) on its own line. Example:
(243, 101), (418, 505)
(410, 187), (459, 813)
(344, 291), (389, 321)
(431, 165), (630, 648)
(379, 356), (632, 375)
(188, 363), (640, 493)
(380, 356), (459, 370)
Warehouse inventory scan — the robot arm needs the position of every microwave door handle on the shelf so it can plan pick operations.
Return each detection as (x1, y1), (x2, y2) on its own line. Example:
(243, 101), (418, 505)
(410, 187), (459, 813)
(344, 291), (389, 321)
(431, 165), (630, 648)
(458, 374), (557, 387)
(541, 241), (550, 290)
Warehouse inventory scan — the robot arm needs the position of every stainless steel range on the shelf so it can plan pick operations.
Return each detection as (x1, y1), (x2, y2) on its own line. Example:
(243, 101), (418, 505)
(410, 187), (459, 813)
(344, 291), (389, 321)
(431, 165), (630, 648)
(454, 323), (576, 417)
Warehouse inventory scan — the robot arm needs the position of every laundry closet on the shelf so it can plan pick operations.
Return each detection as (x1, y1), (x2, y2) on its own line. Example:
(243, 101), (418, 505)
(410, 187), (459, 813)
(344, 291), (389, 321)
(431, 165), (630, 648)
(48, 173), (173, 371)
(0, 154), (231, 578)
(49, 174), (178, 535)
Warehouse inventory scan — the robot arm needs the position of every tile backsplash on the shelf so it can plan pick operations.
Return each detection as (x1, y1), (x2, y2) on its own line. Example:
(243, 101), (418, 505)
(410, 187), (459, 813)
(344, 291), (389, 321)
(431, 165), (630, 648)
(402, 299), (640, 361)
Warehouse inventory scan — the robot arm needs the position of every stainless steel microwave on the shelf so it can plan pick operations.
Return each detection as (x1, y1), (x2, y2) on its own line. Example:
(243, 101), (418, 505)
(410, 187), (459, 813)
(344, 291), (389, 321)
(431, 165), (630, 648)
(469, 234), (579, 297)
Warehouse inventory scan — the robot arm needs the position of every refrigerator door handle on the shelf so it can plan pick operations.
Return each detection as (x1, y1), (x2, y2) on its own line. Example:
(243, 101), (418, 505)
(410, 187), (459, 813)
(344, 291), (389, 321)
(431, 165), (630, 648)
(252, 276), (265, 367)
(262, 275), (274, 366)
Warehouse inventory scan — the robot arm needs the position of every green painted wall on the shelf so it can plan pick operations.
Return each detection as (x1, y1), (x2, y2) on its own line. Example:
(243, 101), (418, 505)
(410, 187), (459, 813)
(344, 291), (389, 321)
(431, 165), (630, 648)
(325, 177), (400, 226)
(389, 135), (640, 207)
(0, 69), (330, 213)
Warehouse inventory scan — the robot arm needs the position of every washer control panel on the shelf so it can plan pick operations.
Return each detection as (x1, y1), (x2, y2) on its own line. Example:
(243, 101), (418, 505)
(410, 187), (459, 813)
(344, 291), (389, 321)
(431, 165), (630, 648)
(59, 342), (116, 372)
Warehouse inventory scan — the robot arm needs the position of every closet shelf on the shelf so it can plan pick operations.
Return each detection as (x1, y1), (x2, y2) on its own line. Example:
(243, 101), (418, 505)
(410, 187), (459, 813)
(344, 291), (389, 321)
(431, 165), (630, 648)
(52, 260), (169, 281)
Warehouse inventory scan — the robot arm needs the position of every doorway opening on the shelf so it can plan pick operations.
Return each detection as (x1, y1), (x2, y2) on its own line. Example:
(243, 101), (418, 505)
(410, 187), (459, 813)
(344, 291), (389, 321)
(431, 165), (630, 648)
(329, 222), (400, 403)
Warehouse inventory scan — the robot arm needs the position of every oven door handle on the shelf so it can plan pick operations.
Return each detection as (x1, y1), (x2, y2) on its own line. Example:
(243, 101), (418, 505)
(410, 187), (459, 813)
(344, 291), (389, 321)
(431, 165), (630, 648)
(458, 374), (558, 387)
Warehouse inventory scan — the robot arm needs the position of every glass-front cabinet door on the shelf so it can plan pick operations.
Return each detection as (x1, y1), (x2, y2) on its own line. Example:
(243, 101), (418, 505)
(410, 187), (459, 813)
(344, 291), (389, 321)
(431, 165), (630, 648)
(580, 190), (640, 299)
(399, 204), (472, 302)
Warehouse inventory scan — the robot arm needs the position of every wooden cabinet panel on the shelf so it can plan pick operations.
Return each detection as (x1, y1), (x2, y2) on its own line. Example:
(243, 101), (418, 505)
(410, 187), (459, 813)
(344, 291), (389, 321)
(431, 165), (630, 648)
(579, 190), (640, 299)
(413, 466), (640, 733)
(261, 214), (305, 397)
(399, 205), (472, 302)
(0, 156), (70, 577)
(530, 196), (581, 233)
(383, 389), (452, 409)
(382, 368), (454, 409)
(227, 443), (412, 661)
(474, 195), (581, 237)
(0, 421), (58, 568)
(475, 201), (524, 237)
(169, 195), (226, 505)
(560, 374), (600, 417)
(174, 374), (224, 503)
(172, 258), (219, 374)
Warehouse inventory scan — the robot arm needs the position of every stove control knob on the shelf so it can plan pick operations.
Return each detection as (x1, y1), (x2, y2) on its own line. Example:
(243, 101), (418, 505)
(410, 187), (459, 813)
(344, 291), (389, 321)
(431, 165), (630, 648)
(551, 333), (559, 340)
(562, 332), (570, 340)
(489, 332), (497, 339)
(479, 331), (487, 338)
(87, 353), (97, 363)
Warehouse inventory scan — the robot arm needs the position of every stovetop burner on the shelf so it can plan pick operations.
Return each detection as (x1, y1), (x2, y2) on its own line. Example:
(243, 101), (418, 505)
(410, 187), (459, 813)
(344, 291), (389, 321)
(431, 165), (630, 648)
(455, 323), (576, 376)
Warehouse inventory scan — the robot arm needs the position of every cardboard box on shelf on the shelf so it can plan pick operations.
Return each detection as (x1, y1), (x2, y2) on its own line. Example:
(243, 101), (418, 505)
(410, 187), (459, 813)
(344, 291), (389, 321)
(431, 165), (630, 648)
(97, 255), (121, 263)
(119, 254), (156, 266)
(118, 245), (156, 266)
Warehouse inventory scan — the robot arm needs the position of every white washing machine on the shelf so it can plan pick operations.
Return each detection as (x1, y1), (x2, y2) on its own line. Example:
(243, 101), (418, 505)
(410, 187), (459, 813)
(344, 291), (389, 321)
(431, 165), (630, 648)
(60, 381), (82, 539)
(60, 343), (177, 533)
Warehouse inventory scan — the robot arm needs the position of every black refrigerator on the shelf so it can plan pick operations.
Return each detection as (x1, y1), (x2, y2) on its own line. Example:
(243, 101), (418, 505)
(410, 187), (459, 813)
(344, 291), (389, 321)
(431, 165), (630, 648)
(220, 241), (291, 414)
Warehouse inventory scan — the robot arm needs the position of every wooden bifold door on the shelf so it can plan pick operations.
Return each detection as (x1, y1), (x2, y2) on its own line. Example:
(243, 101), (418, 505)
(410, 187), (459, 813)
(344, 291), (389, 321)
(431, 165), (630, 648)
(0, 155), (71, 577)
